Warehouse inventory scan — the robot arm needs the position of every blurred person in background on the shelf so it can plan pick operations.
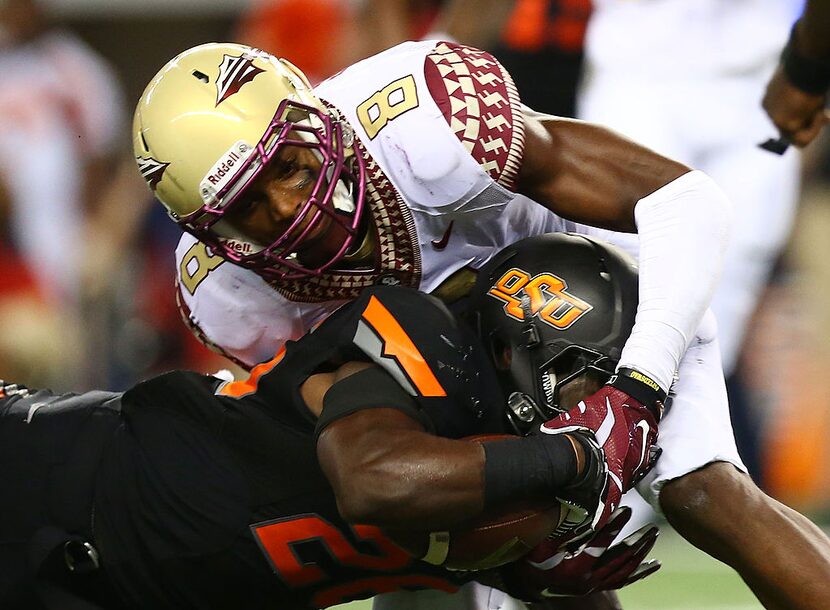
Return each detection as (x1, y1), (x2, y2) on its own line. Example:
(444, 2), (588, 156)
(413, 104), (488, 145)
(756, 0), (830, 510)
(762, 0), (830, 149)
(234, 0), (515, 86)
(80, 158), (237, 391)
(233, 0), (360, 85)
(577, 0), (805, 488)
(493, 0), (592, 118)
(0, 0), (126, 390)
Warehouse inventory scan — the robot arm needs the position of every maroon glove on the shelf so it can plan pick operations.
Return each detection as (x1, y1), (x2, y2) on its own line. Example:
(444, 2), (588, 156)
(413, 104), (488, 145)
(541, 369), (663, 535)
(500, 506), (660, 600)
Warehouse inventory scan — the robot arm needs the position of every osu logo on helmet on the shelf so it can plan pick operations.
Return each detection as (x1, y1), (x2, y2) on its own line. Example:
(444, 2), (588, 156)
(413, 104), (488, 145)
(487, 268), (593, 330)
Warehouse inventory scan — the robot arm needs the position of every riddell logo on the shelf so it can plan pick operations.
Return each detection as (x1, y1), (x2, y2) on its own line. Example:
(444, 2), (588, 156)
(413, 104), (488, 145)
(220, 238), (256, 254)
(216, 53), (265, 105)
(200, 142), (254, 201)
(487, 268), (593, 330)
(206, 149), (243, 186)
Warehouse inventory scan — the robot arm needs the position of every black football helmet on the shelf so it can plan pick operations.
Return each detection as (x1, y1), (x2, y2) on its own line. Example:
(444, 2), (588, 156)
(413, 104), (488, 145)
(467, 233), (639, 434)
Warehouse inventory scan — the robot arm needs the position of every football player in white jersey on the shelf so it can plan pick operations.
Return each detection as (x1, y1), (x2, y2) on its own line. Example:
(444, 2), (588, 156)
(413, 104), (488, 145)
(577, 0), (804, 479)
(133, 42), (830, 609)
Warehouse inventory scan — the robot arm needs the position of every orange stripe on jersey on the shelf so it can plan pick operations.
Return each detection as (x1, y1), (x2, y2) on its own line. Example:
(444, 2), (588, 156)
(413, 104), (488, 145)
(361, 295), (446, 397)
(217, 346), (287, 398)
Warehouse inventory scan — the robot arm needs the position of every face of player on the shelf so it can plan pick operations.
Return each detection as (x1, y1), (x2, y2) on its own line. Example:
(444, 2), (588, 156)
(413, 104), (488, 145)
(555, 371), (603, 412)
(223, 142), (349, 266)
(492, 341), (606, 413)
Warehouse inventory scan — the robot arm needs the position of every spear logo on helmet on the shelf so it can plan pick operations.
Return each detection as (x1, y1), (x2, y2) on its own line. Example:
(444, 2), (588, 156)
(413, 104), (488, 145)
(215, 53), (265, 106)
(136, 156), (170, 191)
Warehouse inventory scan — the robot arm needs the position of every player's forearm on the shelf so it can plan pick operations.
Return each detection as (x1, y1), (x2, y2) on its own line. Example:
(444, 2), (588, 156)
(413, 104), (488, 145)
(799, 0), (830, 60)
(318, 409), (586, 531)
(318, 413), (487, 529)
(618, 171), (732, 392)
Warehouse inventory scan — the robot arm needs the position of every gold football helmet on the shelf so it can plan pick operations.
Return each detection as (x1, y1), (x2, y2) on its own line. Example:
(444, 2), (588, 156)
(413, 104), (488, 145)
(133, 42), (366, 279)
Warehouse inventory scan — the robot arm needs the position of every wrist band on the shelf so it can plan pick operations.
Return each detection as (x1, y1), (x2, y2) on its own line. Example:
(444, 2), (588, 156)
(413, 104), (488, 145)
(782, 21), (830, 95)
(482, 434), (578, 508)
(559, 432), (602, 493)
(609, 367), (666, 420)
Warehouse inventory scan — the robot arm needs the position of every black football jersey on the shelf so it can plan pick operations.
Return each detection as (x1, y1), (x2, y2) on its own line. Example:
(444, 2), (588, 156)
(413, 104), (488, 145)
(93, 370), (466, 610)
(306, 285), (507, 438)
(0, 383), (124, 609)
(93, 286), (506, 609)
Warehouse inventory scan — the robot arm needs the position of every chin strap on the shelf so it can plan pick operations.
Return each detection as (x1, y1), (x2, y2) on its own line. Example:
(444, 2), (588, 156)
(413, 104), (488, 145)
(342, 216), (375, 263)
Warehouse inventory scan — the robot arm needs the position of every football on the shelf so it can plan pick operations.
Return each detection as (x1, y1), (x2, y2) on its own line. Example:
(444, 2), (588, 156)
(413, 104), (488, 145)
(387, 434), (569, 571)
(443, 497), (565, 571)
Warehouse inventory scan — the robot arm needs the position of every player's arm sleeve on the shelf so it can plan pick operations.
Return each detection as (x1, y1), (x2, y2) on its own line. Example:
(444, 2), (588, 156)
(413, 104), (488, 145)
(315, 366), (434, 440)
(515, 111), (732, 393)
(617, 170), (733, 392)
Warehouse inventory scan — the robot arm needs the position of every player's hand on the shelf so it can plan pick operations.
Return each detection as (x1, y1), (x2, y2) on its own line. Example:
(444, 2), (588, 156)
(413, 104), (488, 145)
(500, 506), (661, 600)
(540, 370), (662, 534)
(762, 65), (830, 149)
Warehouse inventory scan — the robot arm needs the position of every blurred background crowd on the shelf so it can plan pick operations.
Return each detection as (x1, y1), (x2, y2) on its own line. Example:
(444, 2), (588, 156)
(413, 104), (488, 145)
(1, 0), (828, 519)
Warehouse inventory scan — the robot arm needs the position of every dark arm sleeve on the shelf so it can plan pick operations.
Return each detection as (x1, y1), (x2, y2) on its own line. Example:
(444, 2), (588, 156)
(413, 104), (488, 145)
(314, 366), (434, 440)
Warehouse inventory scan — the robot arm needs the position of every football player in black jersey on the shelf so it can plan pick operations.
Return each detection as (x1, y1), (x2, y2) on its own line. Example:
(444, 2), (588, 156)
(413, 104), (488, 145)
(1, 235), (656, 610)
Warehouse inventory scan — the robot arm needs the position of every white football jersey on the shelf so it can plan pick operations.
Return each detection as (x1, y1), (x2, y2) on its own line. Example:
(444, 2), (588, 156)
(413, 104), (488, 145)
(585, 0), (802, 78)
(175, 40), (584, 367)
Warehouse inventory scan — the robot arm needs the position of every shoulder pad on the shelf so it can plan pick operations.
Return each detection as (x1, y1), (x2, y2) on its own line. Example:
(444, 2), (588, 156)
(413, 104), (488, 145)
(349, 286), (502, 414)
(423, 42), (525, 190)
(348, 286), (456, 398)
(304, 285), (507, 437)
